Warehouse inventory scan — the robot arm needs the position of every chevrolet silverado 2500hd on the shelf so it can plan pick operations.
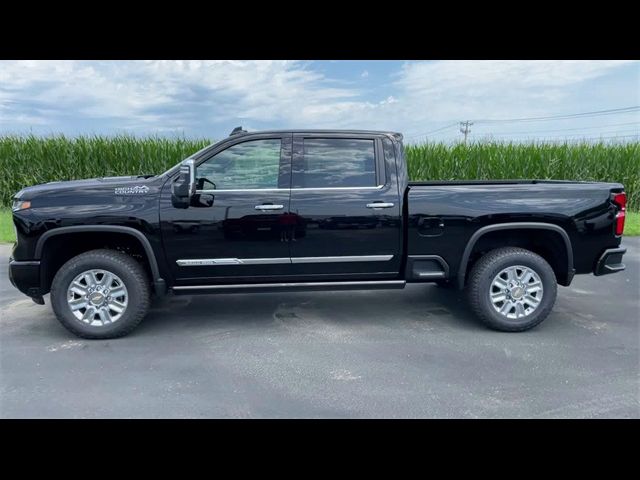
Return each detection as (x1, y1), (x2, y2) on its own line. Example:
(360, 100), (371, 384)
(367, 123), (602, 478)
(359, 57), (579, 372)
(8, 128), (628, 338)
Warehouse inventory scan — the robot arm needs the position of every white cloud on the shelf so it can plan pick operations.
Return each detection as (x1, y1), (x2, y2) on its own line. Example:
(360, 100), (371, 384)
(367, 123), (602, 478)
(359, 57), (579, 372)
(395, 60), (636, 118)
(0, 60), (637, 140)
(0, 60), (363, 131)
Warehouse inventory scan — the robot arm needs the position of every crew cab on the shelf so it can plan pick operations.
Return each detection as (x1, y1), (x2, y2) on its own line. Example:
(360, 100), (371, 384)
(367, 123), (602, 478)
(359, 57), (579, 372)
(8, 128), (628, 338)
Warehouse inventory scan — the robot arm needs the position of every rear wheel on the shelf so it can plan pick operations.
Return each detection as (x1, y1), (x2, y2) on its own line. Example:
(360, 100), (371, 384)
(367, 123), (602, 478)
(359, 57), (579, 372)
(50, 249), (150, 339)
(466, 247), (557, 331)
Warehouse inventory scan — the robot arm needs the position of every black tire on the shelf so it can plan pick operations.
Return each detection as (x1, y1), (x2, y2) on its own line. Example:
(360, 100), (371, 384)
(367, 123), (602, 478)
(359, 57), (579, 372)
(50, 249), (150, 339)
(466, 247), (557, 332)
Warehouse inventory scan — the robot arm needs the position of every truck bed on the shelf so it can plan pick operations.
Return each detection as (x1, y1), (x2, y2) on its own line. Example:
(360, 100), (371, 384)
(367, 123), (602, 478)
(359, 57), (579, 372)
(406, 179), (624, 283)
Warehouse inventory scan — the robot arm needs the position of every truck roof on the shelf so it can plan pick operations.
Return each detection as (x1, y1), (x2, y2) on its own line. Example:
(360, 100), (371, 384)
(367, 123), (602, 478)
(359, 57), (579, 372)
(229, 127), (402, 139)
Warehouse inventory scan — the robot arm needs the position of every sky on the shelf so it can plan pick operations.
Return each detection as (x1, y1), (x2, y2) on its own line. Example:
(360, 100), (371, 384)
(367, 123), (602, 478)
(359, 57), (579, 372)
(1, 60), (638, 143)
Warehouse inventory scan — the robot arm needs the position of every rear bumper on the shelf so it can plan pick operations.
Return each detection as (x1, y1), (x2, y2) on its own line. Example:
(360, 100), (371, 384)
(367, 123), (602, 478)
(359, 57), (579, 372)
(8, 257), (42, 297)
(594, 247), (626, 276)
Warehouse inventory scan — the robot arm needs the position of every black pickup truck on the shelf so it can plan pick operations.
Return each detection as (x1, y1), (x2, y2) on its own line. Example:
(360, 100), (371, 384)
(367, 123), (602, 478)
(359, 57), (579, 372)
(9, 128), (628, 338)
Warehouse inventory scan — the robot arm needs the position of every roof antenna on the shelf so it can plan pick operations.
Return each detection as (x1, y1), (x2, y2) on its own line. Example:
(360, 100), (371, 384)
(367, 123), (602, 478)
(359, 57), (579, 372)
(230, 126), (247, 136)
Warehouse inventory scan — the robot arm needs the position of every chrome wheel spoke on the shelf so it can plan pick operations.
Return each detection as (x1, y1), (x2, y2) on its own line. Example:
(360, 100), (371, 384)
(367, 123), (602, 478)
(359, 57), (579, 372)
(82, 307), (95, 322)
(500, 301), (513, 314)
(524, 294), (540, 305)
(109, 287), (126, 299)
(515, 302), (526, 318)
(520, 270), (534, 284)
(108, 300), (126, 313)
(70, 281), (88, 296)
(101, 272), (114, 287)
(527, 282), (542, 293)
(68, 297), (88, 311)
(493, 278), (508, 290)
(97, 308), (110, 324)
(491, 292), (507, 303)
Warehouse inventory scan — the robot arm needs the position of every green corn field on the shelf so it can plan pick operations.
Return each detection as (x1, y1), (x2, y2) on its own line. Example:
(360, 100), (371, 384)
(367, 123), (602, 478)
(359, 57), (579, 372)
(1, 135), (638, 210)
(405, 141), (640, 210)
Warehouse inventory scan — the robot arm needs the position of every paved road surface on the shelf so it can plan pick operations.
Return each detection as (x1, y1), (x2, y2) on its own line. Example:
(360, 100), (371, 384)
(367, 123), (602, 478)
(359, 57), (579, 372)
(1, 240), (638, 418)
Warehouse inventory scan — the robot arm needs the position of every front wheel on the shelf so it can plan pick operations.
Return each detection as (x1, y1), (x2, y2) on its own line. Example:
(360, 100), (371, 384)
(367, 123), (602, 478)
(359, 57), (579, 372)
(50, 249), (150, 339)
(466, 247), (557, 332)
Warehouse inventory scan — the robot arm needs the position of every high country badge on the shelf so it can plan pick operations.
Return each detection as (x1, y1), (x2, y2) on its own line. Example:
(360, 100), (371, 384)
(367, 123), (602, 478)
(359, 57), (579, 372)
(115, 185), (150, 195)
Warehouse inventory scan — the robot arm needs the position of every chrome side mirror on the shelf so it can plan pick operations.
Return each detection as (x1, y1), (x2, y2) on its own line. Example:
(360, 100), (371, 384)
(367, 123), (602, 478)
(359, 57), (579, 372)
(171, 159), (196, 208)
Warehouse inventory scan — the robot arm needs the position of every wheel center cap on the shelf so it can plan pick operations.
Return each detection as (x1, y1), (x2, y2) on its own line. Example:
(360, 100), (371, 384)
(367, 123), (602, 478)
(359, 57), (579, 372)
(89, 292), (104, 305)
(511, 287), (525, 299)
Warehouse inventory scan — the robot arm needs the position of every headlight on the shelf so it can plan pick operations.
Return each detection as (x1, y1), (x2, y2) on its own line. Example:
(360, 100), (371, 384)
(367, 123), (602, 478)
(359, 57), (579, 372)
(11, 200), (31, 211)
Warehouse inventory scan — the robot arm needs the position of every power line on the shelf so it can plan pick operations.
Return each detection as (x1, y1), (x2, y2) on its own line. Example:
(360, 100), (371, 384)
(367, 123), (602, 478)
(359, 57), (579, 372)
(407, 129), (640, 144)
(474, 121), (640, 136)
(404, 105), (640, 143)
(469, 129), (640, 142)
(490, 127), (640, 138)
(511, 134), (640, 142)
(405, 122), (459, 139)
(569, 134), (640, 141)
(472, 106), (640, 124)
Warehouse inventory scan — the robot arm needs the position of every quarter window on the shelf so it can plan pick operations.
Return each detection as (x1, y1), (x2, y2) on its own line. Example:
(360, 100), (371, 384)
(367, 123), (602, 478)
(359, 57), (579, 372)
(197, 139), (282, 190)
(293, 138), (377, 188)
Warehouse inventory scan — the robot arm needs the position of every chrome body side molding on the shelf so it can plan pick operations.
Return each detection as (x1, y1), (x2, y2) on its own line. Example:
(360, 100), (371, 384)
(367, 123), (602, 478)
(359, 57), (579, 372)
(176, 258), (290, 266)
(290, 255), (393, 264)
(177, 255), (394, 266)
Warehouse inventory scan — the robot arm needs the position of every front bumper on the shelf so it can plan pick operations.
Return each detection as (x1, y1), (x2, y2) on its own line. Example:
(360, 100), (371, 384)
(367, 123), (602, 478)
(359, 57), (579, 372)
(8, 257), (42, 297)
(594, 247), (626, 276)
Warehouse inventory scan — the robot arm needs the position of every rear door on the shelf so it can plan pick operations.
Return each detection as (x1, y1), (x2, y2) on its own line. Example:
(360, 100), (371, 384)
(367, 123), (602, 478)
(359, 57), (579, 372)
(287, 133), (401, 280)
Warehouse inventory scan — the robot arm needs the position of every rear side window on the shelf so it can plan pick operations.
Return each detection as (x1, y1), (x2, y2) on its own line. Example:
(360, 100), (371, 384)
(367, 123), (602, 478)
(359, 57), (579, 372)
(293, 138), (377, 188)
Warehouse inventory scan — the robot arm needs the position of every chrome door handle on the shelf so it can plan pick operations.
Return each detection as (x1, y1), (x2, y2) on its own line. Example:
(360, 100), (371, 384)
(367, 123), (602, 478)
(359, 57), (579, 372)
(255, 204), (284, 211)
(366, 202), (395, 209)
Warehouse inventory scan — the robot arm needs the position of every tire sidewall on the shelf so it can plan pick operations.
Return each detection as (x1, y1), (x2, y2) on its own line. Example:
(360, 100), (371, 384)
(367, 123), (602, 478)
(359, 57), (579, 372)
(51, 253), (146, 338)
(476, 252), (557, 330)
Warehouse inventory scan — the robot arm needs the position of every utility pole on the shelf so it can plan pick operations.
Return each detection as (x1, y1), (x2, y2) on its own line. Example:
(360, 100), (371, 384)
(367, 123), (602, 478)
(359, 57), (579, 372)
(460, 121), (473, 145)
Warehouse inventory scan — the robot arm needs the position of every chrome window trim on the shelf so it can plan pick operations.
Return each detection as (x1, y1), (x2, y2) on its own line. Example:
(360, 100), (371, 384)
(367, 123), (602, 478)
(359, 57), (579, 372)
(195, 185), (385, 194)
(177, 255), (394, 266)
(292, 135), (382, 190)
(291, 185), (385, 191)
(195, 188), (287, 194)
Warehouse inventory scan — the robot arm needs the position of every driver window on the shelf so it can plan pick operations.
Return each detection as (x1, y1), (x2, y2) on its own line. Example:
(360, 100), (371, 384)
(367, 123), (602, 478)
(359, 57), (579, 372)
(197, 138), (282, 190)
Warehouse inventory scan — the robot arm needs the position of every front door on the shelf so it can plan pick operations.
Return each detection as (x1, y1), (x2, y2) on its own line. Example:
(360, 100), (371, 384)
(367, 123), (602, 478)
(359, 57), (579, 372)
(287, 134), (402, 280)
(160, 134), (293, 285)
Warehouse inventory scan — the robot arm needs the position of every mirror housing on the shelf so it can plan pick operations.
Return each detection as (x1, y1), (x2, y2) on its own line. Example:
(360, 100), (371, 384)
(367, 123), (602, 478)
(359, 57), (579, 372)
(171, 159), (196, 208)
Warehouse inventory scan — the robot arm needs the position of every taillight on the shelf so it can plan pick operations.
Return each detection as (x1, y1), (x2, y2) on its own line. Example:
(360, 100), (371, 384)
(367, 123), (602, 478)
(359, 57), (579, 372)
(612, 192), (626, 236)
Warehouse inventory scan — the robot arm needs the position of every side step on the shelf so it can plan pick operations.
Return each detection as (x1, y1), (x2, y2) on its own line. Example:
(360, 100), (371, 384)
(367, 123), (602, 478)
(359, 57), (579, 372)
(172, 280), (406, 295)
(406, 255), (449, 281)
